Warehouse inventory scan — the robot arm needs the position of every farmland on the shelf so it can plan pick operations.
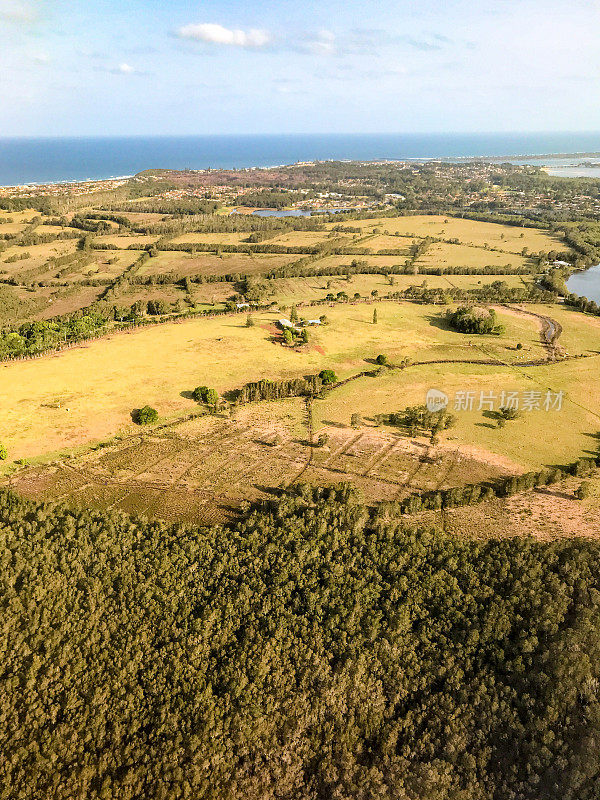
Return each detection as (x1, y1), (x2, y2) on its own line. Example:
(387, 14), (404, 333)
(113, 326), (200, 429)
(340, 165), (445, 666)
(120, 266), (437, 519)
(1, 193), (598, 530)
(2, 289), (599, 529)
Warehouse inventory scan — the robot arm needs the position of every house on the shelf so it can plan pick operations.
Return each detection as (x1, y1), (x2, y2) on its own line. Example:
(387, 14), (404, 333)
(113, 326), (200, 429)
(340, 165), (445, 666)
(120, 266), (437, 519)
(236, 302), (250, 309)
(278, 318), (301, 333)
(304, 319), (322, 326)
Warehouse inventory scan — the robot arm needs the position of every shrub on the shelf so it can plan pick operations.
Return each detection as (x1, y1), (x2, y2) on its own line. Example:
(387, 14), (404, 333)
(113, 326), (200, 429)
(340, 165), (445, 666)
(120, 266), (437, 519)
(0, 443), (7, 460)
(319, 369), (337, 385)
(576, 482), (591, 500)
(205, 388), (219, 408)
(136, 406), (158, 425)
(192, 386), (209, 403)
(375, 354), (388, 365)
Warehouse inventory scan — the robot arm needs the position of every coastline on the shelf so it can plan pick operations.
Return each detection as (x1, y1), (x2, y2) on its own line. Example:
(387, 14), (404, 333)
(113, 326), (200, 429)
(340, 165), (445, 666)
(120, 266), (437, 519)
(2, 132), (600, 187)
(0, 152), (598, 192)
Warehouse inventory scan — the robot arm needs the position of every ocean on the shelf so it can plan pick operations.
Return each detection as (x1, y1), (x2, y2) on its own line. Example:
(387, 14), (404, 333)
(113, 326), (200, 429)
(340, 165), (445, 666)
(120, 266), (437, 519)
(2, 132), (600, 186)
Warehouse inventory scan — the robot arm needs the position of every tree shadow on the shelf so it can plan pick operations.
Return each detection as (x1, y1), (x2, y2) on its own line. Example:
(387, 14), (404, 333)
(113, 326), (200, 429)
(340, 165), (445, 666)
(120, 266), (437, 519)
(321, 420), (347, 428)
(130, 408), (140, 423)
(222, 389), (240, 403)
(292, 437), (312, 447)
(180, 390), (195, 400)
(425, 314), (455, 332)
(253, 484), (282, 497)
(475, 422), (497, 429)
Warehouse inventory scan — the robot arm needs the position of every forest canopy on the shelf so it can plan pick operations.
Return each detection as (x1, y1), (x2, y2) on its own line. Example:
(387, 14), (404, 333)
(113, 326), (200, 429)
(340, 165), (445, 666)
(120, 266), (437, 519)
(1, 486), (600, 799)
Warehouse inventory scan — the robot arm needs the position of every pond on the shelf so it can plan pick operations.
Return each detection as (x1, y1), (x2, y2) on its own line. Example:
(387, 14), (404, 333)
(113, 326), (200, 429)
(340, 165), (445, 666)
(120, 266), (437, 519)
(251, 208), (356, 217)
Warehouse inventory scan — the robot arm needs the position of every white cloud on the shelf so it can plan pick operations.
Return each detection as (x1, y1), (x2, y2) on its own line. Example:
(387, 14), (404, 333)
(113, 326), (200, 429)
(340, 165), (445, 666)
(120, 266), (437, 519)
(304, 30), (335, 56)
(95, 63), (148, 76)
(177, 23), (271, 49)
(0, 0), (37, 23)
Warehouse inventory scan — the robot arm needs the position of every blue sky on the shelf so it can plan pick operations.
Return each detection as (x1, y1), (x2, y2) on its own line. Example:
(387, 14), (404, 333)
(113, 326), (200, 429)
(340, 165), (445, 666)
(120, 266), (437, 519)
(1, 0), (599, 136)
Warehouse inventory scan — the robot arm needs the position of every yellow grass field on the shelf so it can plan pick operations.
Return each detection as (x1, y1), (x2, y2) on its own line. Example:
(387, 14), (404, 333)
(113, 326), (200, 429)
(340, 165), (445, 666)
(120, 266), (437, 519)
(0, 222), (28, 235)
(415, 242), (531, 270)
(266, 230), (337, 247)
(325, 214), (569, 254)
(168, 232), (251, 245)
(93, 233), (161, 247)
(268, 273), (531, 305)
(66, 249), (145, 281)
(312, 356), (600, 471)
(136, 250), (298, 277)
(0, 301), (542, 460)
(0, 240), (76, 277)
(0, 210), (39, 223)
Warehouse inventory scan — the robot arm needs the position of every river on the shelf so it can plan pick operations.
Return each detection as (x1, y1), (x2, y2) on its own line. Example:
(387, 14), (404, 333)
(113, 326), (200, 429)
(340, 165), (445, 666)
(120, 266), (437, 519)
(566, 264), (600, 303)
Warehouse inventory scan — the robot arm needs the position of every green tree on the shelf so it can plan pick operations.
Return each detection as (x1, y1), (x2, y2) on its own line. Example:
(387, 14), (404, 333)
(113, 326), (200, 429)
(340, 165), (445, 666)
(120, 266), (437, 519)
(372, 308), (378, 324)
(136, 405), (158, 425)
(319, 369), (337, 385)
(192, 386), (209, 403)
(0, 442), (7, 460)
(205, 388), (219, 409)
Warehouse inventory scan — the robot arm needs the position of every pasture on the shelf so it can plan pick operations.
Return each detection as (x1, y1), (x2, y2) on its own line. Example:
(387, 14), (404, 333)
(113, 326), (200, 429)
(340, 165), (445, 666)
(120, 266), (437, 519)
(327, 214), (570, 254)
(0, 301), (543, 460)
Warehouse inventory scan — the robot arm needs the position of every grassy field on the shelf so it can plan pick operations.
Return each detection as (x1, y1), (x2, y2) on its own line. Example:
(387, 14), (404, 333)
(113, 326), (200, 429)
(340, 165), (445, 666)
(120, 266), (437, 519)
(0, 240), (75, 276)
(93, 233), (161, 248)
(415, 241), (532, 270)
(168, 232), (252, 245)
(527, 303), (600, 354)
(136, 250), (298, 277)
(0, 301), (543, 460)
(327, 214), (570, 254)
(311, 356), (600, 471)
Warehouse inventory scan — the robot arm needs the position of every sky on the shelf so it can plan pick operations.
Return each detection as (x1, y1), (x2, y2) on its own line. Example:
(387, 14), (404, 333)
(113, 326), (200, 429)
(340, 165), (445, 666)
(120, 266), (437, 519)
(1, 0), (599, 136)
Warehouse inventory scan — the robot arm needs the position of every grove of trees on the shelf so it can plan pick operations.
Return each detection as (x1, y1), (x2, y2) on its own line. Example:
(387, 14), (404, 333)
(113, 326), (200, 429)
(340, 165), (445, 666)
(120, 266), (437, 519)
(0, 485), (600, 798)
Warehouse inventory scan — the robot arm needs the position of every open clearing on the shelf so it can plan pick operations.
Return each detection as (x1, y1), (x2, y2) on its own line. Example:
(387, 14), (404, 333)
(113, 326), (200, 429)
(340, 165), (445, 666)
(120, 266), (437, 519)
(326, 214), (569, 254)
(0, 301), (545, 460)
(0, 296), (597, 524)
(0, 212), (593, 524)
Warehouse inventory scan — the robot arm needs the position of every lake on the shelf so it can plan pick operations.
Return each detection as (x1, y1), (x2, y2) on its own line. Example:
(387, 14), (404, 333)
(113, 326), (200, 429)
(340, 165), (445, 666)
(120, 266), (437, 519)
(566, 264), (600, 303)
(252, 208), (353, 217)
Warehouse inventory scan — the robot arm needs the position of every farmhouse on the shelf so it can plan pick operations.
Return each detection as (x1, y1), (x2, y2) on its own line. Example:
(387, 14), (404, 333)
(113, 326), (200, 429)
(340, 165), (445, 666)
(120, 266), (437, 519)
(278, 318), (301, 333)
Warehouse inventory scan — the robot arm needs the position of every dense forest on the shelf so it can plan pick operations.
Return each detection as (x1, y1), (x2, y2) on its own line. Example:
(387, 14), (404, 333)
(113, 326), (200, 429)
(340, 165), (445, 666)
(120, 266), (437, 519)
(1, 486), (600, 799)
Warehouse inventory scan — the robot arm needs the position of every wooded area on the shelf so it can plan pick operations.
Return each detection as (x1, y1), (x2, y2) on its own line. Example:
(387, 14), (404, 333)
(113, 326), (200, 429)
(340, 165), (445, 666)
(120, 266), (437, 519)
(1, 486), (599, 799)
